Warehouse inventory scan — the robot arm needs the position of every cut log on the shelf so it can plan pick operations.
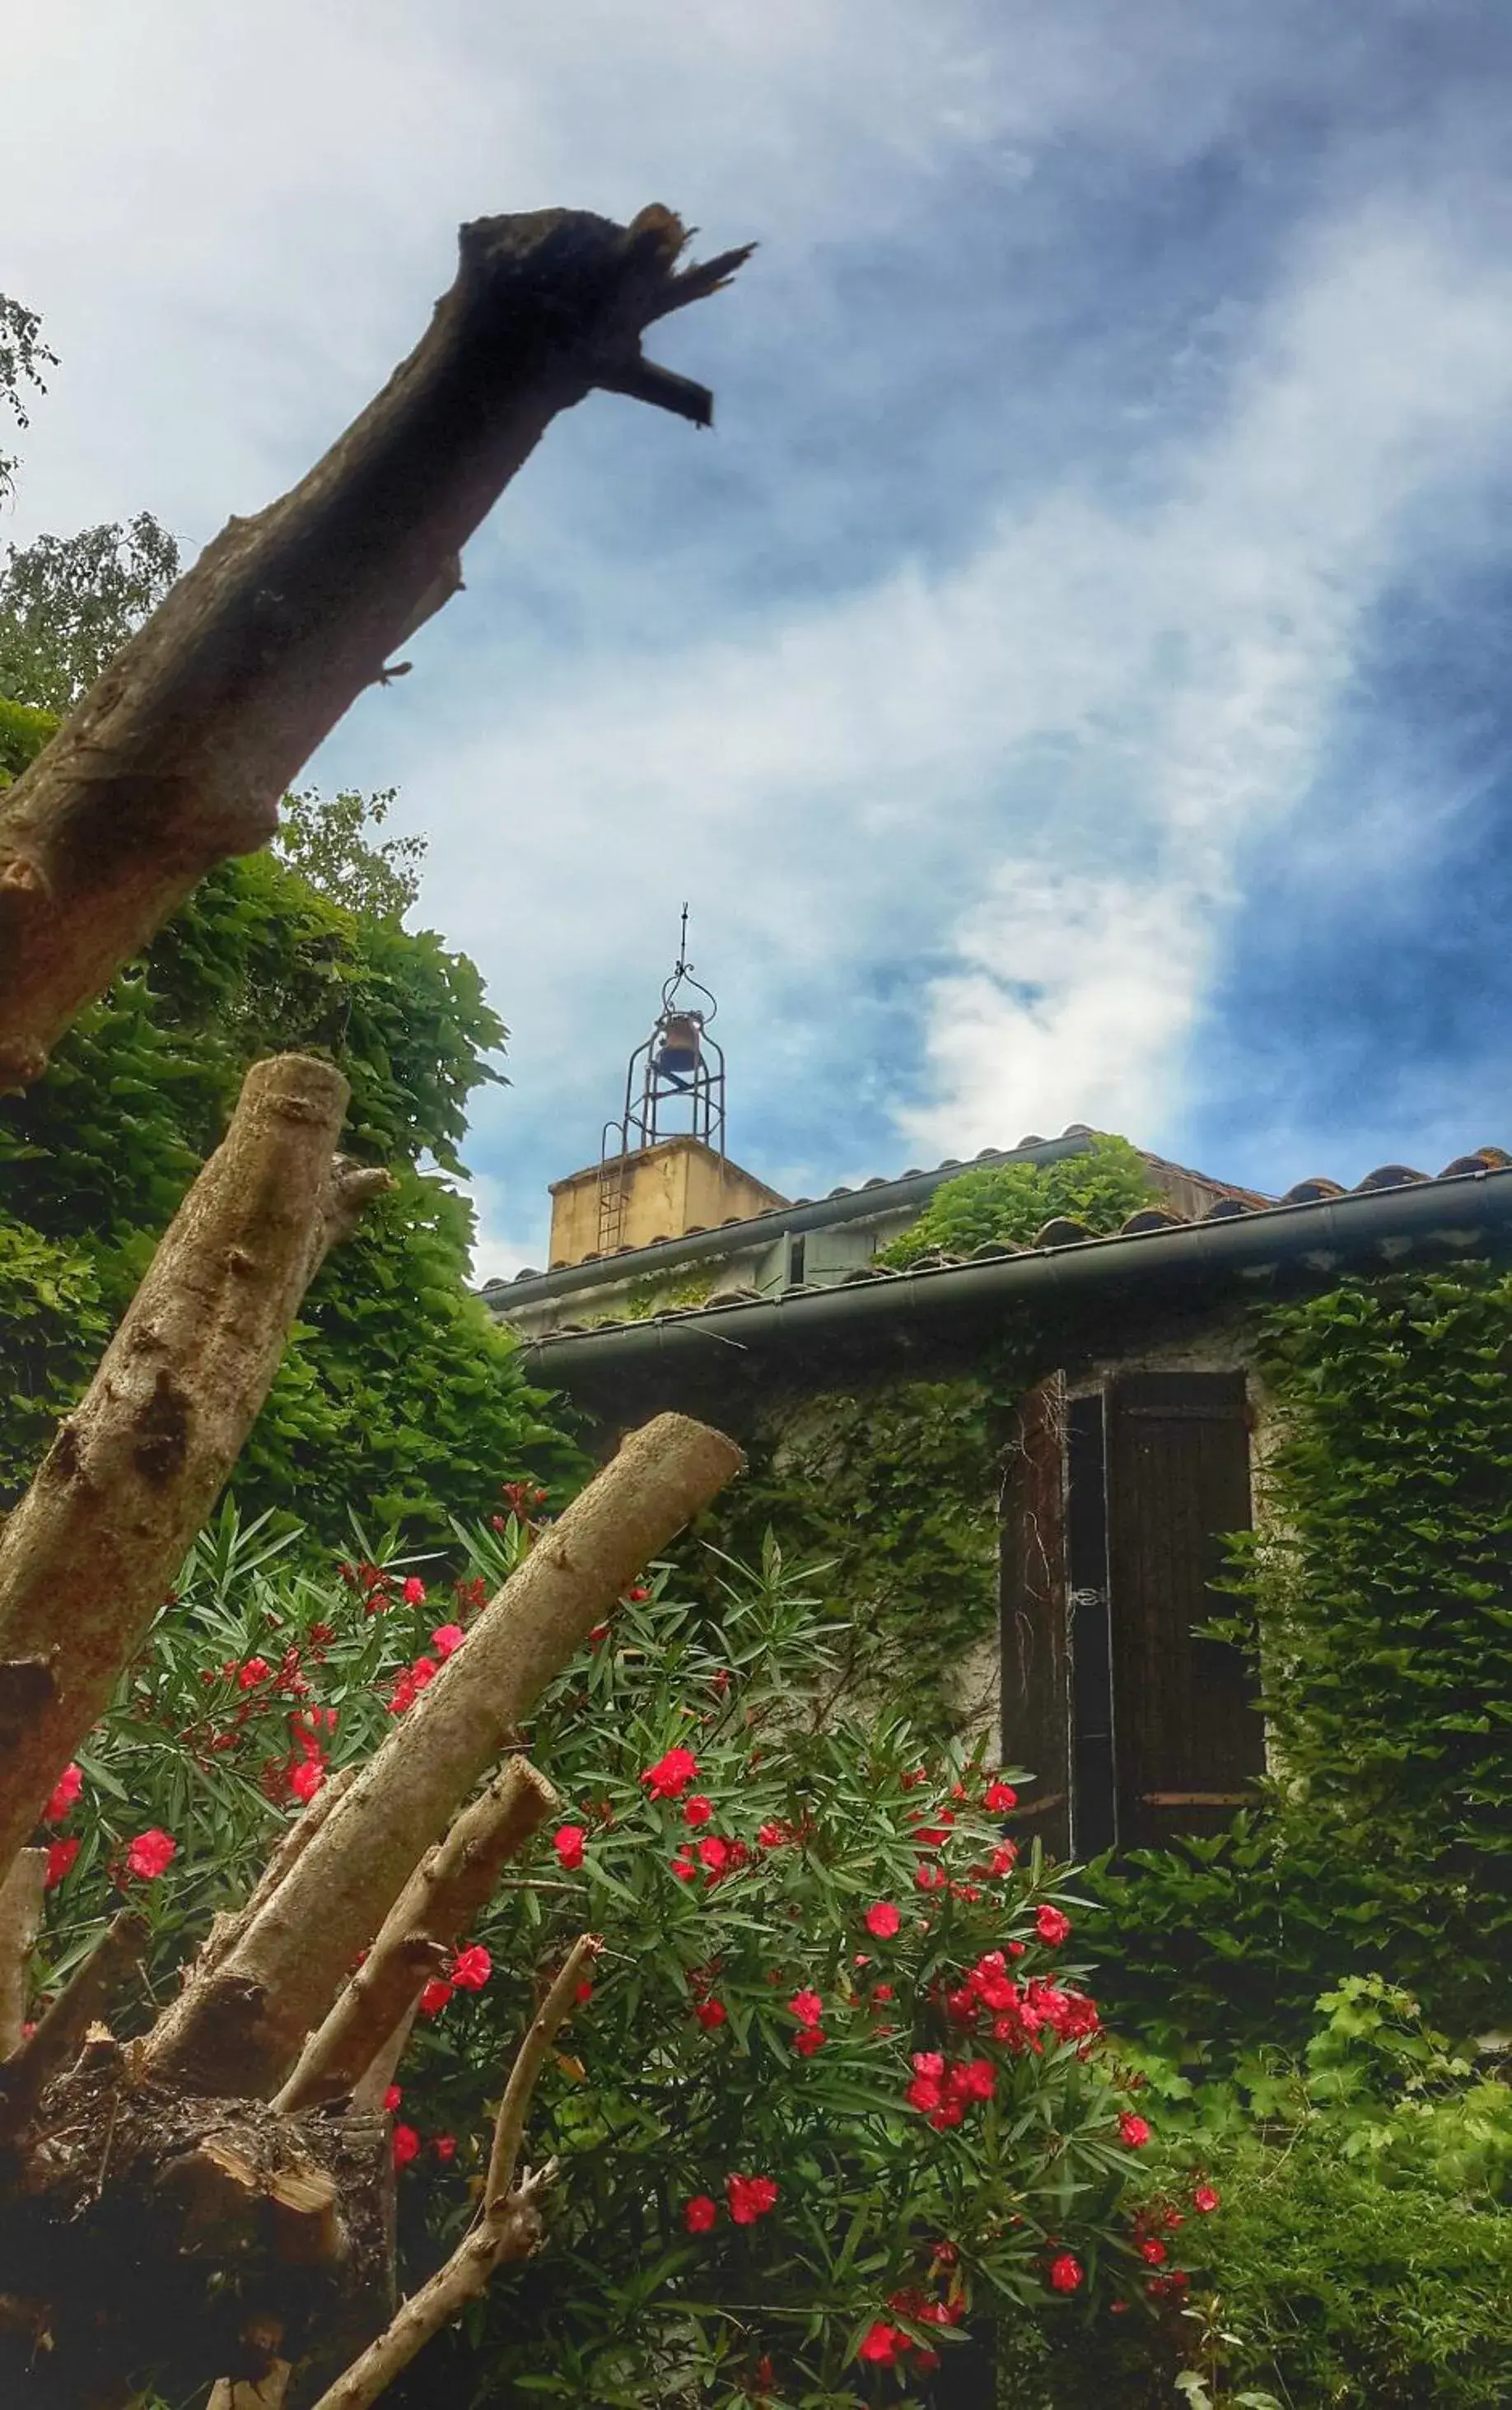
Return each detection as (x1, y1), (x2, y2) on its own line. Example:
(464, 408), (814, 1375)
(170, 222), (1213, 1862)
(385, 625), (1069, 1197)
(276, 1757), (557, 2113)
(0, 1056), (390, 1879)
(147, 1413), (743, 2097)
(0, 1848), (46, 2057)
(0, 207), (751, 1091)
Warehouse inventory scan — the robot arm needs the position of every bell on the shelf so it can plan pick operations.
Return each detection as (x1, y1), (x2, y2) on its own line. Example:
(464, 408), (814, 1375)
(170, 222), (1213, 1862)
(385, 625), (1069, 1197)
(655, 1011), (702, 1077)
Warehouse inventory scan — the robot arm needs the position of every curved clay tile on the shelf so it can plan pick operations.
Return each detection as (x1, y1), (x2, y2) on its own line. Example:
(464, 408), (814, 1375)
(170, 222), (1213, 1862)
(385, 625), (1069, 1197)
(1016, 1134), (1045, 1148)
(1034, 1216), (1094, 1249)
(1280, 1178), (1346, 1204)
(1354, 1164), (1427, 1191)
(1440, 1147), (1512, 1175)
(970, 1240), (1021, 1259)
(1118, 1207), (1188, 1235)
(1202, 1197), (1253, 1220)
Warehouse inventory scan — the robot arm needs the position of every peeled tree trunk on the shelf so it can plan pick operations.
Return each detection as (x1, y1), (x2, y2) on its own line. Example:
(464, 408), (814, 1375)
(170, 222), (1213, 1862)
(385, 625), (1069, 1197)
(0, 1053), (390, 1880)
(0, 205), (749, 1092)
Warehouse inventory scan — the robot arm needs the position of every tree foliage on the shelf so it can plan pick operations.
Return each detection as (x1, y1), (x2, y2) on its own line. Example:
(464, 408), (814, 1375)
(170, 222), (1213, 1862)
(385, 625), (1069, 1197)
(0, 511), (180, 710)
(277, 782), (427, 921)
(878, 1137), (1158, 1268)
(0, 292), (56, 507)
(0, 703), (579, 1539)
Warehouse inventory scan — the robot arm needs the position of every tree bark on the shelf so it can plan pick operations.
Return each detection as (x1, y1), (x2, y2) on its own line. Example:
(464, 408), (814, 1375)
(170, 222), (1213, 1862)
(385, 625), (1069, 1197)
(0, 1851), (46, 2057)
(275, 1757), (558, 2113)
(0, 206), (750, 1091)
(0, 1056), (390, 1878)
(147, 1413), (744, 2097)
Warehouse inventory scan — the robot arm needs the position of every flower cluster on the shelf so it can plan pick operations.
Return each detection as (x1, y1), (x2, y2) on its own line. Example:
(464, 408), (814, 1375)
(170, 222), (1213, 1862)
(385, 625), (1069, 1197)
(418, 1941), (492, 2020)
(683, 2173), (780, 2232)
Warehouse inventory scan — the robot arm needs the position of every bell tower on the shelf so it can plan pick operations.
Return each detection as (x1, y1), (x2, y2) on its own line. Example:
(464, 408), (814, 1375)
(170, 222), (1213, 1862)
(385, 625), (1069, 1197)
(546, 911), (787, 1271)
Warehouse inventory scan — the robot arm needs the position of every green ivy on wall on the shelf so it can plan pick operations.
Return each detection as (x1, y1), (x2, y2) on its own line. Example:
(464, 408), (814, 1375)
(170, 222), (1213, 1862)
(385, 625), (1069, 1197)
(1085, 1260), (1512, 2054)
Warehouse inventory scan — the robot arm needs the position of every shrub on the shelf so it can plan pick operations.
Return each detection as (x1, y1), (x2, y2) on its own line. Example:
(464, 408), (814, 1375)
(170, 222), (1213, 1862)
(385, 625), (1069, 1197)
(878, 1136), (1157, 1268)
(40, 1510), (1160, 2408)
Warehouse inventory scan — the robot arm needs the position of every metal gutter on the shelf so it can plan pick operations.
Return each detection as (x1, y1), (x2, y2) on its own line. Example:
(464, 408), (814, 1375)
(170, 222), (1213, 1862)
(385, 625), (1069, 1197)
(520, 1169), (1512, 1423)
(483, 1132), (1093, 1310)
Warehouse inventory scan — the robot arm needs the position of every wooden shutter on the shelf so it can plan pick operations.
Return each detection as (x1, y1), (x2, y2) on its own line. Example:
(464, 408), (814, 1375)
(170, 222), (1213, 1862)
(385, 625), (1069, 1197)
(1105, 1371), (1262, 1851)
(998, 1377), (1071, 1861)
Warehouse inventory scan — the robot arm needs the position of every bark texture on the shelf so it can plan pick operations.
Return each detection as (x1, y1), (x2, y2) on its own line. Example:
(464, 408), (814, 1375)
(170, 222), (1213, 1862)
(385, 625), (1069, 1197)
(276, 1757), (558, 2113)
(0, 206), (750, 1090)
(147, 1413), (744, 2097)
(0, 1056), (390, 1878)
(0, 1852), (46, 2057)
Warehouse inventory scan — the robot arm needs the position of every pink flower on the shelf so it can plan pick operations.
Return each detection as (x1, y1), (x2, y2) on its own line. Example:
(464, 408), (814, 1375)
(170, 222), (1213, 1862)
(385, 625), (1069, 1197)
(682, 1795), (715, 1828)
(1139, 2238), (1167, 2266)
(1034, 1903), (1071, 1946)
(44, 1837), (79, 1888)
(857, 2323), (908, 2366)
(726, 2173), (778, 2226)
(912, 2050), (945, 2078)
(787, 1989), (824, 2028)
(402, 1576), (427, 1605)
(1047, 2253), (1083, 2293)
(418, 1978), (455, 2017)
(554, 1824), (587, 1871)
(1118, 2112), (1152, 2149)
(684, 2193), (718, 2233)
(1192, 2183), (1220, 2214)
(125, 1829), (176, 1881)
(642, 1745), (699, 1800)
(392, 2123), (420, 2169)
(864, 1901), (901, 1939)
(42, 1763), (82, 1824)
(984, 1778), (1019, 1813)
(450, 1944), (492, 1992)
(430, 1623), (465, 1659)
(695, 1997), (727, 2029)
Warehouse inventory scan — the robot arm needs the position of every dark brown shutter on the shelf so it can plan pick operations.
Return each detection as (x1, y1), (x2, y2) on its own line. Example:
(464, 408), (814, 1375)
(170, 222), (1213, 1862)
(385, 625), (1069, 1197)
(999, 1377), (1071, 1860)
(1105, 1371), (1262, 1850)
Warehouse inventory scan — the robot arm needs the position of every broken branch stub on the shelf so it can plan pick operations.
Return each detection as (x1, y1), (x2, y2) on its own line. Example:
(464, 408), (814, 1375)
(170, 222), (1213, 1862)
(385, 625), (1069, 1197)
(0, 205), (752, 1089)
(148, 1413), (744, 2097)
(0, 1055), (391, 1878)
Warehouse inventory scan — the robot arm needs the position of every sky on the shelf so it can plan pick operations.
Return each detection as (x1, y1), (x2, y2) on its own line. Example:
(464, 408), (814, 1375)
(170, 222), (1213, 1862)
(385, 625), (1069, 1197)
(7, 0), (1512, 1277)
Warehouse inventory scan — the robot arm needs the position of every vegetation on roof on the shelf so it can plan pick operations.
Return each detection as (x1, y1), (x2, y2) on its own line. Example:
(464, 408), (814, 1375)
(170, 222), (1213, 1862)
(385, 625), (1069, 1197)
(877, 1131), (1160, 1267)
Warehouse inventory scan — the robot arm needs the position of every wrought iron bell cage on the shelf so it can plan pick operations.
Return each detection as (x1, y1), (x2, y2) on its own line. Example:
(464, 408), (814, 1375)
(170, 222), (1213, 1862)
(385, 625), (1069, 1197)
(602, 913), (726, 1165)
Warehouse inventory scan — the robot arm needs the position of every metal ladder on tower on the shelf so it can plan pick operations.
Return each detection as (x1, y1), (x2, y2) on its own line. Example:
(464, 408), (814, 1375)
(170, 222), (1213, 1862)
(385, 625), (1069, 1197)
(596, 1151), (631, 1255)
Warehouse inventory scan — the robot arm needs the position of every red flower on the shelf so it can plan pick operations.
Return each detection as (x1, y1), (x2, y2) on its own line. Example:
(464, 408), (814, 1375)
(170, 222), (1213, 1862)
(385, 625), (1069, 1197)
(912, 2049), (945, 2077)
(1139, 2238), (1167, 2266)
(42, 1763), (82, 1824)
(915, 1863), (947, 1892)
(1047, 2253), (1083, 2293)
(726, 2173), (778, 2226)
(418, 1978), (455, 2017)
(864, 1900), (901, 1939)
(684, 2193), (718, 2233)
(642, 1745), (699, 1800)
(682, 1795), (715, 1828)
(430, 1623), (465, 1659)
(392, 2123), (420, 2169)
(988, 1842), (1018, 1875)
(383, 2085), (403, 2112)
(959, 2057), (996, 2102)
(450, 1944), (492, 1992)
(44, 1837), (79, 1888)
(1192, 2183), (1220, 2214)
(402, 1576), (427, 1605)
(670, 1849), (698, 1883)
(757, 1820), (787, 1847)
(695, 1999), (727, 2029)
(905, 2075), (943, 2112)
(787, 1989), (824, 2028)
(289, 1758), (325, 1804)
(984, 1778), (1019, 1812)
(792, 2025), (826, 2056)
(432, 2134), (456, 2162)
(126, 1829), (176, 1881)
(554, 1824), (587, 1871)
(872, 1983), (895, 2004)
(625, 1583), (651, 1602)
(697, 1835), (730, 1877)
(236, 1660), (271, 1693)
(1118, 2112), (1152, 2148)
(1034, 1903), (1071, 1946)
(857, 2323), (908, 2366)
